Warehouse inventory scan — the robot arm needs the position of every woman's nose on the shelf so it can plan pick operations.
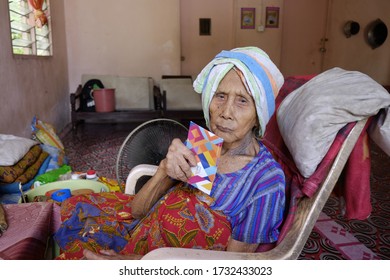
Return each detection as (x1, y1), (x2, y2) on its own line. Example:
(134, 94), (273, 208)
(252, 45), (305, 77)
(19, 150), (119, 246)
(219, 100), (234, 119)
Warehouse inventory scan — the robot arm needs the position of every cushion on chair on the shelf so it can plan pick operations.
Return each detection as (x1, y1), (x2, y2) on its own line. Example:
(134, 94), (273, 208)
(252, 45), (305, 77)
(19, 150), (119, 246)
(159, 77), (193, 91)
(159, 78), (202, 110)
(162, 83), (202, 110)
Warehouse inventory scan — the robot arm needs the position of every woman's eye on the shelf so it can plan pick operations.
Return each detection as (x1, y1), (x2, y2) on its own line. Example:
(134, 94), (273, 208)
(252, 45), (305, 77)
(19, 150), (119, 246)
(238, 97), (248, 104)
(215, 93), (225, 99)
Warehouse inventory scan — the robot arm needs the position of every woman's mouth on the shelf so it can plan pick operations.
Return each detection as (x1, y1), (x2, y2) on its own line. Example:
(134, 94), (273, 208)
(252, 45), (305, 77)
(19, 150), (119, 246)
(216, 125), (233, 133)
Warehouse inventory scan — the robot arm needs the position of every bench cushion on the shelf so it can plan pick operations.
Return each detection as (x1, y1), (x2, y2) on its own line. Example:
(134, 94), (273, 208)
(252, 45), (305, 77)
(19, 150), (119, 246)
(160, 79), (202, 110)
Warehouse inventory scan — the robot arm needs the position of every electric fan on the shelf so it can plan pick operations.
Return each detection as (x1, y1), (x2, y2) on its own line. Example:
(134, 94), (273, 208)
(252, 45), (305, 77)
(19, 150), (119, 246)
(116, 118), (188, 192)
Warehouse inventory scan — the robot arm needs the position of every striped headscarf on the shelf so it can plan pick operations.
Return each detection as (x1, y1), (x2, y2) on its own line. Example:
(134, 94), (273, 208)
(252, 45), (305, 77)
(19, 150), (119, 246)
(193, 47), (284, 137)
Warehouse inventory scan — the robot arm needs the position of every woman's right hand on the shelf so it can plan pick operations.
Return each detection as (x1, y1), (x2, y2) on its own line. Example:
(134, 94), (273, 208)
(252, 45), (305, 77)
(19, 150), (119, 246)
(165, 138), (197, 182)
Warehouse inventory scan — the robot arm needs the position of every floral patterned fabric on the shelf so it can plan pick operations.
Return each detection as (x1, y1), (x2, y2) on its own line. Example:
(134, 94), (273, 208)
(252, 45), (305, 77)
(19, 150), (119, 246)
(54, 184), (231, 259)
(0, 145), (42, 183)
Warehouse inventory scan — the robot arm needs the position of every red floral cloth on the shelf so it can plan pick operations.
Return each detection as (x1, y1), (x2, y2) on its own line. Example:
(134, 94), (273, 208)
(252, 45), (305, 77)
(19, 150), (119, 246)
(55, 184), (231, 259)
(55, 192), (134, 259)
(121, 185), (230, 255)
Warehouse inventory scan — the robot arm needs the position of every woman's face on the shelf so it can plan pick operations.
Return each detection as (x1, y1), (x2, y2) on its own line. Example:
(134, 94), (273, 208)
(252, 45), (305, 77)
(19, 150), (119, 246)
(209, 69), (258, 147)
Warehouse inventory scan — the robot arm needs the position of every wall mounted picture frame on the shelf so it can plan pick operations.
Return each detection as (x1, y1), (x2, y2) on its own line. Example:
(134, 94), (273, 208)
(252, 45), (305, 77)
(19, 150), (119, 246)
(265, 7), (279, 28)
(241, 8), (255, 29)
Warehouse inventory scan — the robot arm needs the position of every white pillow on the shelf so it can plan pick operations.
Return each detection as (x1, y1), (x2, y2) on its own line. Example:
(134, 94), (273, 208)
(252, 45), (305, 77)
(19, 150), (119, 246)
(0, 134), (39, 166)
(277, 67), (390, 178)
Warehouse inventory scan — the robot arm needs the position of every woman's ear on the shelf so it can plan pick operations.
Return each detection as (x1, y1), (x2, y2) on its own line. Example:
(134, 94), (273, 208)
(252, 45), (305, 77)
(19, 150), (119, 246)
(252, 126), (261, 137)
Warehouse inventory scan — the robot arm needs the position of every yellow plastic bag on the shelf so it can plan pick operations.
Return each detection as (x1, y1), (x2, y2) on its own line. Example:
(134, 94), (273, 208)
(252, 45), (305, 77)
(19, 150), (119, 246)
(31, 116), (64, 150)
(98, 177), (122, 192)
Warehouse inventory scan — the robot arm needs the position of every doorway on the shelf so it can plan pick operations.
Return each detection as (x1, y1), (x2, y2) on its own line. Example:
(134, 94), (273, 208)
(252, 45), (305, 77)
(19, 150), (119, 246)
(280, 0), (331, 76)
(179, 0), (234, 77)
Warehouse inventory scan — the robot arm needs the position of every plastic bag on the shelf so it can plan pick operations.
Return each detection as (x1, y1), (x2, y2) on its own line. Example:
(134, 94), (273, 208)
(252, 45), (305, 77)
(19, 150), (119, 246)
(34, 164), (72, 186)
(31, 116), (65, 150)
(40, 144), (68, 171)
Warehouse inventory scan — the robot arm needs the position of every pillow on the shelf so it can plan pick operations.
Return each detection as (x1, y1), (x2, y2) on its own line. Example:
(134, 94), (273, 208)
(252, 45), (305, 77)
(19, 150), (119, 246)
(277, 67), (390, 178)
(0, 134), (39, 166)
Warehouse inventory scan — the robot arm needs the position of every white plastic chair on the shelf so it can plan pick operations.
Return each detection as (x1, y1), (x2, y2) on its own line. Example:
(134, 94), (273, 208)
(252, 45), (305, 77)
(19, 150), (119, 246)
(124, 119), (368, 260)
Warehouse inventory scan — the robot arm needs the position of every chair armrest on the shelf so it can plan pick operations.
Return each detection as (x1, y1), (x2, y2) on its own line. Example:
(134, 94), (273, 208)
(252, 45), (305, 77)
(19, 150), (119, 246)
(70, 84), (83, 112)
(125, 164), (158, 194)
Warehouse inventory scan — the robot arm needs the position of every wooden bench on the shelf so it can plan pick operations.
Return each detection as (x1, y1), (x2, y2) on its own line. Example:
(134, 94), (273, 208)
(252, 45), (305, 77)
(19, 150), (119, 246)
(71, 75), (208, 131)
(70, 75), (162, 131)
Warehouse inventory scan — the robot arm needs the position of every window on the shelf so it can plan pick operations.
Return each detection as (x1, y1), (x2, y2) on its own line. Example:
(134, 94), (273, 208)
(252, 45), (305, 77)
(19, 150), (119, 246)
(8, 0), (52, 56)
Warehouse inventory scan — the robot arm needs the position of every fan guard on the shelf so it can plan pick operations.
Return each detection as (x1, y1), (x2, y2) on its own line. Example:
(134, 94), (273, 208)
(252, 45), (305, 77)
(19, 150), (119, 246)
(116, 118), (188, 191)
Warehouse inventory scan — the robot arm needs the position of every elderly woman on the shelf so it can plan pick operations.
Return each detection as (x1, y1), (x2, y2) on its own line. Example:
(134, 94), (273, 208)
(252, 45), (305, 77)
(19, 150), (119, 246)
(55, 47), (286, 260)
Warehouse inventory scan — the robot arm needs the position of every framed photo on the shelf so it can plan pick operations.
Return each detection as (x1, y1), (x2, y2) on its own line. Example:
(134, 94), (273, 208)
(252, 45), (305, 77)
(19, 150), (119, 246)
(265, 7), (280, 28)
(241, 8), (255, 29)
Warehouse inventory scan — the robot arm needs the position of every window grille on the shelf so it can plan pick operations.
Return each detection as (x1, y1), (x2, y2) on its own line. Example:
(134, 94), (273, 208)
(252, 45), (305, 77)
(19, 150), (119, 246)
(8, 0), (52, 56)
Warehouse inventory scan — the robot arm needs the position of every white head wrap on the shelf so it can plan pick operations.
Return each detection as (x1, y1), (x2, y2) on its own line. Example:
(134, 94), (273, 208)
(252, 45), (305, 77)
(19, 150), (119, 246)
(193, 46), (284, 137)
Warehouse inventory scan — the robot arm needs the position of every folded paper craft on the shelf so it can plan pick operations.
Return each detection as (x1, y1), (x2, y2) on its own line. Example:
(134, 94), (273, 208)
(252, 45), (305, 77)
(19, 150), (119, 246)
(185, 122), (223, 194)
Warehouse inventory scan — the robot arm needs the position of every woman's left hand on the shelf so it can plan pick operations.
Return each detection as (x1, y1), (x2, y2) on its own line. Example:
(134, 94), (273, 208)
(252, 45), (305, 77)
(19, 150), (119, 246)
(83, 249), (142, 260)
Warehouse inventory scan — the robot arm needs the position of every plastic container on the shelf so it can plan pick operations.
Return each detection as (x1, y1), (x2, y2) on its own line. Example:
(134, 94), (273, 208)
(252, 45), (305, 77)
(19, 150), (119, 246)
(86, 169), (98, 180)
(18, 180), (109, 203)
(93, 88), (116, 112)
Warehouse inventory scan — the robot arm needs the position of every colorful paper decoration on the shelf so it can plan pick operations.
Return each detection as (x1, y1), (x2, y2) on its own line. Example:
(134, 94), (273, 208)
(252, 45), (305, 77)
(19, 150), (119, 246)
(185, 121), (223, 194)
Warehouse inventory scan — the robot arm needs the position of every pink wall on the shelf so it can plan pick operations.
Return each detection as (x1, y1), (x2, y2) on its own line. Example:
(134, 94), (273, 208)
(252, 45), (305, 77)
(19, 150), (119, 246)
(65, 0), (181, 92)
(0, 0), (69, 137)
